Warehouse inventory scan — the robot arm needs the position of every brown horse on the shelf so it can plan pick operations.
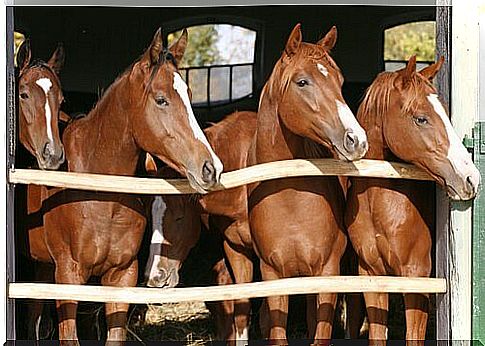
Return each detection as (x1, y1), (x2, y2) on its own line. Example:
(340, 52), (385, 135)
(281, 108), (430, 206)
(26, 28), (223, 345)
(145, 110), (257, 341)
(16, 40), (67, 340)
(247, 24), (368, 344)
(144, 190), (235, 340)
(345, 56), (480, 345)
(17, 40), (66, 170)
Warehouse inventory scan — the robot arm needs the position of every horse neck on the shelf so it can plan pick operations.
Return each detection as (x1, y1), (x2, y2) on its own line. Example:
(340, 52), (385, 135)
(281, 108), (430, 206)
(66, 75), (140, 175)
(254, 99), (313, 163)
(358, 106), (396, 161)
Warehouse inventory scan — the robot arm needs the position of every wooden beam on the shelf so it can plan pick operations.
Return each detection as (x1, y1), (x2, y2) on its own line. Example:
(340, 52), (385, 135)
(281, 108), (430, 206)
(8, 158), (433, 194)
(8, 276), (447, 304)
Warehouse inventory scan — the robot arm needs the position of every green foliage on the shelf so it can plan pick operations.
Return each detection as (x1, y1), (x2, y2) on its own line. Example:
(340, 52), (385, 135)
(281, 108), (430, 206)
(384, 21), (436, 61)
(168, 25), (220, 68)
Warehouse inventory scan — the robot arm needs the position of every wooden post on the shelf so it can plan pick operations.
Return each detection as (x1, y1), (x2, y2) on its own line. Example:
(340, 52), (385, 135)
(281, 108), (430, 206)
(450, 0), (481, 343)
(435, 1), (451, 343)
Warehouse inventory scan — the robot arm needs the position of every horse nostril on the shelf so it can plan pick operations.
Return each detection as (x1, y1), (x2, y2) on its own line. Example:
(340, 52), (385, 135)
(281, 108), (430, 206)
(42, 143), (51, 160)
(344, 130), (359, 152)
(466, 176), (475, 191)
(202, 161), (216, 184)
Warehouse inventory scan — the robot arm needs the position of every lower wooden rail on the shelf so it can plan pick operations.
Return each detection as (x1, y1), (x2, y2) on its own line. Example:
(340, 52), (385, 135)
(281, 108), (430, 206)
(9, 276), (446, 304)
(8, 158), (433, 194)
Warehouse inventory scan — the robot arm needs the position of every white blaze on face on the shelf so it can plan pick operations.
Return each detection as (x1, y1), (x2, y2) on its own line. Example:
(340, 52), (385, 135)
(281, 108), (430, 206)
(146, 196), (166, 284)
(35, 78), (53, 142)
(236, 326), (249, 346)
(427, 94), (481, 194)
(151, 196), (166, 244)
(172, 72), (224, 179)
(335, 99), (367, 144)
(317, 63), (328, 77)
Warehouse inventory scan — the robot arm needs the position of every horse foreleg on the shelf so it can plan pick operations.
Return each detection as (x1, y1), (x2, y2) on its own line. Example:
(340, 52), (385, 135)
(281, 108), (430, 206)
(101, 260), (138, 346)
(360, 263), (388, 346)
(259, 299), (270, 339)
(209, 258), (235, 340)
(312, 293), (337, 345)
(224, 240), (253, 345)
(56, 300), (79, 346)
(55, 261), (88, 346)
(313, 258), (340, 345)
(260, 261), (288, 345)
(404, 293), (429, 346)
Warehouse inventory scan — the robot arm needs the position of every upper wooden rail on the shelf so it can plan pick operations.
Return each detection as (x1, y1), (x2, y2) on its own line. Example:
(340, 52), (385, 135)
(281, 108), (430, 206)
(8, 158), (433, 194)
(9, 276), (446, 304)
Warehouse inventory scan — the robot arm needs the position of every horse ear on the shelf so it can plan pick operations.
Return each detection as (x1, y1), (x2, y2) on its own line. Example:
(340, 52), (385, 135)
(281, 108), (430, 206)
(145, 153), (158, 176)
(419, 56), (444, 82)
(403, 55), (417, 82)
(142, 28), (163, 67)
(169, 28), (188, 64)
(317, 26), (337, 51)
(285, 23), (302, 57)
(18, 39), (31, 73)
(47, 43), (65, 75)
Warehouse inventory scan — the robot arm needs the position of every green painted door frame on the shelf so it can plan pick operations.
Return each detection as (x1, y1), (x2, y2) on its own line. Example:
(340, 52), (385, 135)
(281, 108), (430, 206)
(473, 122), (485, 346)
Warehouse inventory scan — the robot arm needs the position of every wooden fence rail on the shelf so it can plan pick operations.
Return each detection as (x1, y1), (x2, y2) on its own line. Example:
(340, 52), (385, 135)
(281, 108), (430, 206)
(8, 158), (433, 194)
(7, 159), (441, 304)
(9, 276), (446, 304)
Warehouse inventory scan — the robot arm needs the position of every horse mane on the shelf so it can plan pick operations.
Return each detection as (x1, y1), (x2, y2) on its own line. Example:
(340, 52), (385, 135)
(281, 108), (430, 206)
(87, 48), (177, 120)
(358, 69), (437, 125)
(259, 42), (338, 110)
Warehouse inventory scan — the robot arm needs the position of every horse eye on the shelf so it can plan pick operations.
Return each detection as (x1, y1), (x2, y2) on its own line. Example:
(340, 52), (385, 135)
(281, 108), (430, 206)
(155, 96), (169, 107)
(20, 92), (29, 100)
(414, 116), (429, 126)
(296, 79), (309, 87)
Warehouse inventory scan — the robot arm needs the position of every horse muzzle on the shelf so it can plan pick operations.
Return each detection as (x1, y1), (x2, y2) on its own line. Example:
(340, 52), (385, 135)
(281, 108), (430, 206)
(186, 159), (223, 193)
(446, 171), (481, 201)
(146, 267), (180, 288)
(332, 129), (368, 161)
(38, 142), (65, 170)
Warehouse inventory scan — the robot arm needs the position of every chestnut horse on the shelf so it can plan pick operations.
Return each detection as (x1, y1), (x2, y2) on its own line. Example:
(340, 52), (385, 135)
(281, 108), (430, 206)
(17, 40), (66, 170)
(16, 40), (68, 340)
(144, 111), (257, 340)
(345, 56), (480, 345)
(247, 24), (367, 344)
(27, 28), (223, 345)
(145, 110), (257, 341)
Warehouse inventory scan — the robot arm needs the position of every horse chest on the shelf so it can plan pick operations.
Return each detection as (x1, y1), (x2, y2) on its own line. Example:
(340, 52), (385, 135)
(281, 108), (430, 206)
(249, 180), (343, 271)
(347, 182), (433, 272)
(46, 199), (146, 270)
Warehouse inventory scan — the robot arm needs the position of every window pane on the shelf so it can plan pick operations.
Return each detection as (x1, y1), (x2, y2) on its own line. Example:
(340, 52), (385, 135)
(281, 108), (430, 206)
(385, 61), (431, 72)
(384, 62), (406, 72)
(210, 67), (230, 103)
(188, 69), (208, 106)
(215, 24), (256, 65)
(168, 24), (256, 68)
(416, 62), (431, 70)
(384, 21), (436, 62)
(232, 65), (253, 99)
